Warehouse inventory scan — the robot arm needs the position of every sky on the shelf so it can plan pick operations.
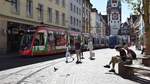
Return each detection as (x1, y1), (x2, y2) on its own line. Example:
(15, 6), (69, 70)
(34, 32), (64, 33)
(91, 0), (132, 23)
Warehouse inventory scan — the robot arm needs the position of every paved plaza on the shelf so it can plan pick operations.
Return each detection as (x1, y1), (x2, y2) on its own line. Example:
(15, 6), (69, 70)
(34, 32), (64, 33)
(0, 47), (148, 84)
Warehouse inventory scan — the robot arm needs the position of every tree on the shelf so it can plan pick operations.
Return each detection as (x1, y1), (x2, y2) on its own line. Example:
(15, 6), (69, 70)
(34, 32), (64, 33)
(122, 0), (143, 14)
(123, 0), (150, 55)
(143, 0), (150, 55)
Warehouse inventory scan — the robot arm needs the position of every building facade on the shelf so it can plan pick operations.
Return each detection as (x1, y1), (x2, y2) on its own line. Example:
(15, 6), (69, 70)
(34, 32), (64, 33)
(82, 0), (92, 33)
(99, 14), (107, 38)
(0, 0), (67, 53)
(107, 0), (121, 35)
(90, 8), (100, 35)
(119, 22), (130, 44)
(102, 15), (109, 36)
(67, 0), (82, 32)
(90, 12), (107, 38)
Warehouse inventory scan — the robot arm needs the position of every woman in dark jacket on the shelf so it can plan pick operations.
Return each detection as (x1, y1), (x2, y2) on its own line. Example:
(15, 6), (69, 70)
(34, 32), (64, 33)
(80, 42), (84, 59)
(75, 41), (82, 64)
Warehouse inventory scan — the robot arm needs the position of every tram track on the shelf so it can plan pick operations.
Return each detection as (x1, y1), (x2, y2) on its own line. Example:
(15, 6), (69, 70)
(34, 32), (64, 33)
(0, 62), (52, 80)
(0, 59), (64, 84)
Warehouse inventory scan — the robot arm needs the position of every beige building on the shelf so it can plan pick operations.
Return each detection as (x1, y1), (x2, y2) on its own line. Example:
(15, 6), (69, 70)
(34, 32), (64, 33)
(66, 0), (82, 32)
(90, 8), (100, 35)
(82, 0), (92, 33)
(99, 14), (107, 38)
(0, 0), (67, 53)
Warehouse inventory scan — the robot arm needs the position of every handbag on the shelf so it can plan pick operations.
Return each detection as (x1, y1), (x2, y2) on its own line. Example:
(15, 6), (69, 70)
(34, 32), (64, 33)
(91, 52), (95, 57)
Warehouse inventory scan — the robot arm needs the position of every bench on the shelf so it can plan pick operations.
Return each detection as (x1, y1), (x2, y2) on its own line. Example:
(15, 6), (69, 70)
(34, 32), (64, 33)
(140, 56), (150, 67)
(118, 62), (150, 78)
(124, 64), (150, 71)
(136, 56), (150, 59)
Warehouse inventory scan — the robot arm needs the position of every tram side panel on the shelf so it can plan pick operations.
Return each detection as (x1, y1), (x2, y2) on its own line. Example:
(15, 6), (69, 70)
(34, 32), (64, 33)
(19, 27), (67, 56)
(32, 29), (49, 56)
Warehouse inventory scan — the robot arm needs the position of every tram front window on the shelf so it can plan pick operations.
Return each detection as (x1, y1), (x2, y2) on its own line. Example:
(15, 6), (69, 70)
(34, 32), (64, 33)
(20, 34), (33, 50)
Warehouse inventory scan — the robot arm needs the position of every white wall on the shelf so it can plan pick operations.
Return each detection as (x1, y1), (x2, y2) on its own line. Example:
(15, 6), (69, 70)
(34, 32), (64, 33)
(109, 12), (121, 35)
(90, 12), (101, 35)
(66, 0), (82, 31)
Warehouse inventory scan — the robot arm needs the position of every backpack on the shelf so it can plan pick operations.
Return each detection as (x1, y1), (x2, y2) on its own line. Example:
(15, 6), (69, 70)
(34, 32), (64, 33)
(128, 49), (137, 59)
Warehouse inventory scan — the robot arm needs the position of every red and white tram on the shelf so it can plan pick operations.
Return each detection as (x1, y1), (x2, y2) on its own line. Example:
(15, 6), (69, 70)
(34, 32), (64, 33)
(19, 26), (67, 56)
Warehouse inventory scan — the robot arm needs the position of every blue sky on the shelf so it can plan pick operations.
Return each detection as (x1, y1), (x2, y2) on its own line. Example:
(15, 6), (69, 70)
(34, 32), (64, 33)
(91, 0), (132, 23)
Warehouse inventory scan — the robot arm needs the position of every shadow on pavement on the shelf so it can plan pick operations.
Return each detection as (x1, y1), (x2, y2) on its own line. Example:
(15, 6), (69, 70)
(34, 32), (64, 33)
(128, 76), (150, 84)
(105, 72), (150, 84)
(0, 53), (65, 71)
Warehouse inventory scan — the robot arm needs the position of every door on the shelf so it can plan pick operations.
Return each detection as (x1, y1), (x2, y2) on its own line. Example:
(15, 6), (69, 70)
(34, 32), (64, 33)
(32, 30), (48, 55)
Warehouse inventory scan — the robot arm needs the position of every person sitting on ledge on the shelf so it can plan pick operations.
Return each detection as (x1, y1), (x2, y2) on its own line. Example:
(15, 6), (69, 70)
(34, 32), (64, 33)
(104, 46), (127, 73)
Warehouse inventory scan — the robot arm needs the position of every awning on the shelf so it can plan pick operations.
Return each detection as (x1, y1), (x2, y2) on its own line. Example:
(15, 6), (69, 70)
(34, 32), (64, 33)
(69, 31), (81, 36)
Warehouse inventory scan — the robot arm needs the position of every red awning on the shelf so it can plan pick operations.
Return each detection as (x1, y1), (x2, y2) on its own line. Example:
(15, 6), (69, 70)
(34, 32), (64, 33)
(82, 33), (90, 37)
(69, 31), (81, 36)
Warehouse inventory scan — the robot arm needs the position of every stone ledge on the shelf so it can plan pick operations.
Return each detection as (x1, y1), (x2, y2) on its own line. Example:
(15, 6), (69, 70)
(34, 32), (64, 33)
(142, 56), (150, 67)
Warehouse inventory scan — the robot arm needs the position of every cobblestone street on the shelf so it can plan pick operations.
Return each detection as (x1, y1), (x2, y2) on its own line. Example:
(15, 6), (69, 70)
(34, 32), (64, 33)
(0, 47), (145, 84)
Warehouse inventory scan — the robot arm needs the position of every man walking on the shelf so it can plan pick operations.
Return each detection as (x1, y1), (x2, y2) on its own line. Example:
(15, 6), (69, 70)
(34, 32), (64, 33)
(75, 40), (82, 64)
(80, 42), (84, 59)
(88, 39), (94, 60)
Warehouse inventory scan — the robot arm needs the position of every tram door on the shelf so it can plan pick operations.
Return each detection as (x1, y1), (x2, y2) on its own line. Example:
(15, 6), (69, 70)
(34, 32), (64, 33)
(47, 31), (55, 53)
(32, 30), (48, 55)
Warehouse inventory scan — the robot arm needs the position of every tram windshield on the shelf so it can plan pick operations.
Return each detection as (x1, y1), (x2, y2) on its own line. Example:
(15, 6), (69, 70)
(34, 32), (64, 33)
(20, 33), (34, 50)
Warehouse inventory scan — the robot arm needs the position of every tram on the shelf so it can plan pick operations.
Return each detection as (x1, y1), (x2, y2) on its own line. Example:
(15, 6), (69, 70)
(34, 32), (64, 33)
(19, 26), (109, 56)
(68, 31), (81, 52)
(108, 35), (122, 48)
(19, 26), (67, 56)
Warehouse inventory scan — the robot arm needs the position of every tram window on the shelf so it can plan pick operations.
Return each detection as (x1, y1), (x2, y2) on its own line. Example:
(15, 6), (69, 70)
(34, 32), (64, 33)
(20, 34), (33, 50)
(34, 37), (40, 46)
(55, 32), (66, 46)
(34, 33), (44, 46)
(48, 33), (54, 42)
(60, 35), (66, 45)
(54, 33), (60, 46)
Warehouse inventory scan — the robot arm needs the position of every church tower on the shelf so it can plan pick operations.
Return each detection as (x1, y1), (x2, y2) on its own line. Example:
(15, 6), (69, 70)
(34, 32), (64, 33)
(107, 0), (121, 35)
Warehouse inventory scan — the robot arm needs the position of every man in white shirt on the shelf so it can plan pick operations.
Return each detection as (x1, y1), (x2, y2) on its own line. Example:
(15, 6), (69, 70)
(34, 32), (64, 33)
(88, 39), (94, 60)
